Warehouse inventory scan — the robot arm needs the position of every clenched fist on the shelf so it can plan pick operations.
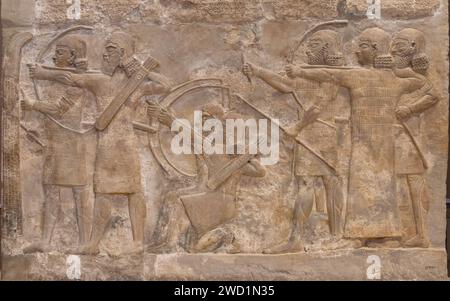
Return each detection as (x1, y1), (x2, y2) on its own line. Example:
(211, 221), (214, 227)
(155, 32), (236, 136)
(242, 62), (260, 78)
(147, 101), (161, 119)
(158, 107), (175, 128)
(285, 64), (302, 78)
(27, 63), (44, 79)
(395, 106), (413, 120)
(20, 88), (35, 111)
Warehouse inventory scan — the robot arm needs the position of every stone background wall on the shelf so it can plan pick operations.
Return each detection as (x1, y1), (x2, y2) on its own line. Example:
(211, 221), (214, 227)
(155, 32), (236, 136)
(1, 0), (449, 280)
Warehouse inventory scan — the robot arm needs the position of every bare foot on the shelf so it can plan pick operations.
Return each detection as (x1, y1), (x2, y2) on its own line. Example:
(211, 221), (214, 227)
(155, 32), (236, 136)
(306, 238), (364, 252)
(23, 242), (51, 254)
(191, 229), (228, 253)
(227, 241), (241, 254)
(262, 240), (304, 254)
(403, 235), (430, 248)
(121, 242), (144, 256)
(74, 244), (100, 256)
(147, 242), (170, 253)
(366, 238), (401, 248)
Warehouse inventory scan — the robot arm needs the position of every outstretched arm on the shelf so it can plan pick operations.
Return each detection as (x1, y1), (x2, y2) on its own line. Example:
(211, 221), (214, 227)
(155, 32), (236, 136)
(243, 62), (295, 93)
(29, 64), (76, 85)
(29, 64), (100, 92)
(286, 64), (352, 88)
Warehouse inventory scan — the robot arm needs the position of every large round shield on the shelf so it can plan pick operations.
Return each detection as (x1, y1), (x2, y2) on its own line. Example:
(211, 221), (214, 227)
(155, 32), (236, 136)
(149, 79), (232, 178)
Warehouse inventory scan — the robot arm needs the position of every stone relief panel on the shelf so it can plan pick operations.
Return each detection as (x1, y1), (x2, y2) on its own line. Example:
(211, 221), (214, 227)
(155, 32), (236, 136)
(1, 0), (448, 280)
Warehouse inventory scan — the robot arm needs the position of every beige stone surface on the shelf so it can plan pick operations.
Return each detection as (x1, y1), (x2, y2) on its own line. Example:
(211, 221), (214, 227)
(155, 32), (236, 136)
(1, 0), (449, 280)
(346, 0), (441, 19)
(2, 248), (447, 280)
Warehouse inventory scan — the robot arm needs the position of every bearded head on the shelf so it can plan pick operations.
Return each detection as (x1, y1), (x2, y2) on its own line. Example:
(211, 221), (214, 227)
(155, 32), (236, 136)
(391, 28), (429, 74)
(306, 30), (344, 66)
(102, 31), (136, 76)
(356, 28), (393, 69)
(54, 35), (87, 71)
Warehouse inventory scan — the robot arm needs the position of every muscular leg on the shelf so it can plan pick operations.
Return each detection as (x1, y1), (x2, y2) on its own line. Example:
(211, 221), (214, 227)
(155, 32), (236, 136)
(263, 176), (314, 254)
(404, 174), (430, 248)
(149, 184), (204, 253)
(79, 193), (111, 255)
(149, 191), (176, 250)
(306, 175), (364, 251)
(313, 177), (326, 214)
(291, 176), (315, 240)
(42, 185), (62, 245)
(24, 185), (61, 253)
(127, 191), (147, 253)
(73, 186), (92, 245)
(323, 175), (344, 237)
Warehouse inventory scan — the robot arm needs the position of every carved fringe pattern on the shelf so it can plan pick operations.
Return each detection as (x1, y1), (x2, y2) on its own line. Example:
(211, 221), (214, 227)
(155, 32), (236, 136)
(412, 54), (430, 74)
(374, 55), (394, 69)
(2, 32), (32, 236)
(2, 78), (23, 236)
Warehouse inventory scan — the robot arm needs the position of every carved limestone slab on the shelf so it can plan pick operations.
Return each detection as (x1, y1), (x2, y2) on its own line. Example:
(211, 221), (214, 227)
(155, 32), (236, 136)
(1, 0), (448, 280)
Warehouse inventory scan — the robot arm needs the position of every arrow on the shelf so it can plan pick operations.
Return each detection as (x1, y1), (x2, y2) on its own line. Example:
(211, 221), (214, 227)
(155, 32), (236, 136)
(234, 94), (337, 174)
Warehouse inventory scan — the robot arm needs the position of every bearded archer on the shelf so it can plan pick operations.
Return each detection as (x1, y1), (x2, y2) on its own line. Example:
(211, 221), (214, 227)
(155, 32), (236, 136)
(29, 31), (173, 255)
(243, 30), (346, 253)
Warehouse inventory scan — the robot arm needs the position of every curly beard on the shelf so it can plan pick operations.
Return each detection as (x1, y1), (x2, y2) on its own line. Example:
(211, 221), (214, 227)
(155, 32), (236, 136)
(393, 47), (415, 69)
(393, 55), (412, 69)
(307, 46), (327, 65)
(101, 58), (121, 76)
